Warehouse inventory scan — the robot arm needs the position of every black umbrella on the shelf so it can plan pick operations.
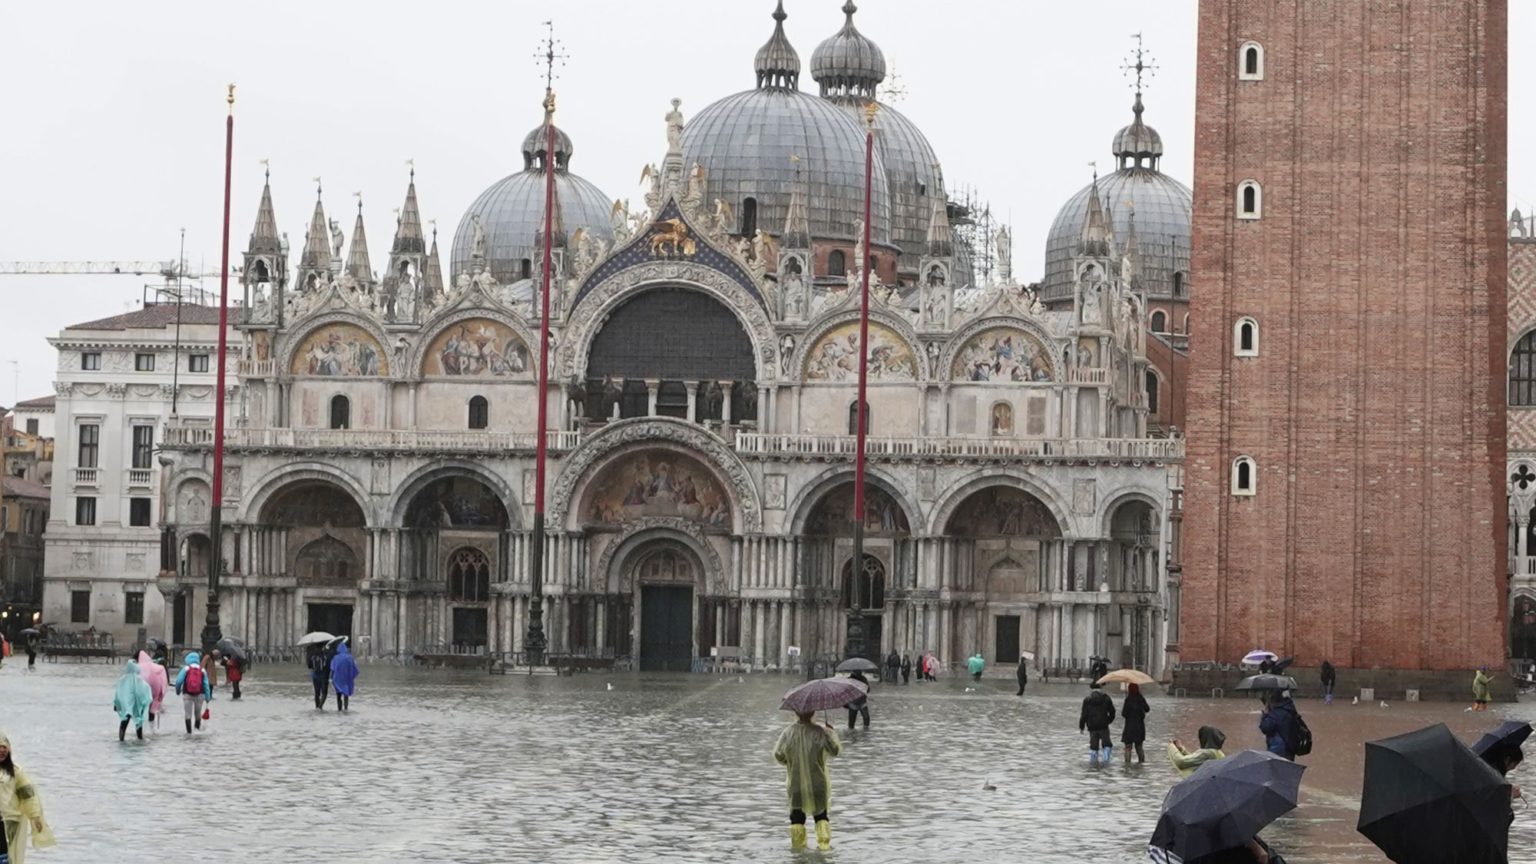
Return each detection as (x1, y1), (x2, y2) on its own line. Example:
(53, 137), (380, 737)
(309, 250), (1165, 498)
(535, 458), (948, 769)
(1358, 723), (1512, 864)
(1150, 749), (1305, 860)
(1236, 674), (1297, 692)
(1471, 720), (1532, 774)
(18, 627), (40, 638)
(835, 657), (878, 673)
(216, 637), (249, 662)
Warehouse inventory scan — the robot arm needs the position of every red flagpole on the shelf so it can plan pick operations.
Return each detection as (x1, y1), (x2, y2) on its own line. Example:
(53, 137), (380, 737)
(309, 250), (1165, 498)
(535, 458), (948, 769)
(846, 102), (877, 660)
(524, 87), (557, 665)
(201, 84), (235, 652)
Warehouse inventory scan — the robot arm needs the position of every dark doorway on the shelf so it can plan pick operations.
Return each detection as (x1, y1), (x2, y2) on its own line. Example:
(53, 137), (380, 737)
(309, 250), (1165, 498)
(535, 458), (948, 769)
(172, 591), (188, 645)
(307, 603), (354, 639)
(453, 607), (489, 650)
(994, 615), (1021, 664)
(861, 614), (883, 661)
(640, 585), (694, 672)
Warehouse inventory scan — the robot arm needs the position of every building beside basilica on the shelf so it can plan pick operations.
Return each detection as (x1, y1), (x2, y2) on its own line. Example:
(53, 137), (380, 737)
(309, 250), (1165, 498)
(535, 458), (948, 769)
(134, 2), (1188, 674)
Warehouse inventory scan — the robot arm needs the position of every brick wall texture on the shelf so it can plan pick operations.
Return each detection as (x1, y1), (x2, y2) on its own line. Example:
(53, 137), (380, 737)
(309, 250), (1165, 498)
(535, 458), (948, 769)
(1509, 238), (1536, 452)
(1183, 1), (1508, 670)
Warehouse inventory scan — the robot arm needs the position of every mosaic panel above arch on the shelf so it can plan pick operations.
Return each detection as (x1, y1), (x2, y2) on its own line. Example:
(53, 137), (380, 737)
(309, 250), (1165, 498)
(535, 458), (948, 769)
(803, 321), (917, 382)
(289, 324), (388, 377)
(421, 317), (530, 378)
(946, 486), (1061, 538)
(951, 326), (1055, 383)
(581, 450), (732, 531)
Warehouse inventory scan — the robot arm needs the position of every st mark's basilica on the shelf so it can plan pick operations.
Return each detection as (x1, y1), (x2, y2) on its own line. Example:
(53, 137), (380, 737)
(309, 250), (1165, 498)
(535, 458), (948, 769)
(157, 2), (1190, 675)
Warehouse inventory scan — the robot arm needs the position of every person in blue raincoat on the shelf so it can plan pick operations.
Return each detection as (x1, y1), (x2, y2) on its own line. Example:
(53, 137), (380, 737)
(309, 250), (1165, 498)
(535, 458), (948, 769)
(329, 641), (359, 712)
(113, 659), (152, 741)
(173, 651), (214, 735)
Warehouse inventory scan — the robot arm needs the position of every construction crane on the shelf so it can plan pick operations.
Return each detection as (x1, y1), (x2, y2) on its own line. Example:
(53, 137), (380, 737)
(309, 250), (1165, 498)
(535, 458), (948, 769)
(0, 261), (236, 279)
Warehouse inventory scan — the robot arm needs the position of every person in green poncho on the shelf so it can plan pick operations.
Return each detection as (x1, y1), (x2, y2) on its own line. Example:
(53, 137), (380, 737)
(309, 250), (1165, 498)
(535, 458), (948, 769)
(967, 653), (986, 681)
(773, 712), (843, 851)
(113, 658), (152, 741)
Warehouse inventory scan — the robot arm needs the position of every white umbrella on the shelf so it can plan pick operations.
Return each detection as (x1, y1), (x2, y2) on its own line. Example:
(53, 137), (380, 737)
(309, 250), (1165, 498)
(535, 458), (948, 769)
(297, 631), (336, 646)
(1242, 649), (1278, 666)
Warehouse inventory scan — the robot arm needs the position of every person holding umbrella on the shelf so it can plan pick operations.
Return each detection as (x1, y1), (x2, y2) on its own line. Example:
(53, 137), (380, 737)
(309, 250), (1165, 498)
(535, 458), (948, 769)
(845, 670), (871, 730)
(1472, 720), (1530, 801)
(775, 678), (855, 851)
(1121, 683), (1151, 764)
(21, 630), (38, 670)
(1149, 749), (1301, 864)
(1359, 723), (1513, 864)
(1258, 690), (1301, 761)
(307, 644), (332, 710)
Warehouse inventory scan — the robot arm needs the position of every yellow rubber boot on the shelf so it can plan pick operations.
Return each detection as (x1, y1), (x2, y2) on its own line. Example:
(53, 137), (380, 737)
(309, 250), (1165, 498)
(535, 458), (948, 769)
(789, 824), (807, 850)
(815, 820), (832, 851)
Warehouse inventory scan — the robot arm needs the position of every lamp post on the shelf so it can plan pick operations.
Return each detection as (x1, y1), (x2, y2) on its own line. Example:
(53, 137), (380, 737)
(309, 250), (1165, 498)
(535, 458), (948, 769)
(200, 84), (235, 654)
(845, 101), (877, 661)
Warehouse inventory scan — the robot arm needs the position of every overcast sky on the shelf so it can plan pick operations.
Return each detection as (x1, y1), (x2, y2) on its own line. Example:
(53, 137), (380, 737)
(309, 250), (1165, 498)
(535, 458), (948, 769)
(0, 1), (1530, 405)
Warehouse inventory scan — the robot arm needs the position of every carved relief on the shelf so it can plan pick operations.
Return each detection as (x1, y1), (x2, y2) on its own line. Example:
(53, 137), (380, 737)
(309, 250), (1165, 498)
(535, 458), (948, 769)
(765, 474), (787, 510)
(1073, 479), (1097, 516)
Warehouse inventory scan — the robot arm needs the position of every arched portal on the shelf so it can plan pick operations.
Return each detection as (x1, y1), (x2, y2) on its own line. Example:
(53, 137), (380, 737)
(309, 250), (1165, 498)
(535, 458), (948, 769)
(261, 480), (368, 639)
(1513, 595), (1536, 663)
(402, 475), (510, 650)
(582, 287), (758, 423)
(1106, 497), (1160, 671)
(803, 483), (912, 660)
(625, 539), (704, 672)
(945, 486), (1062, 666)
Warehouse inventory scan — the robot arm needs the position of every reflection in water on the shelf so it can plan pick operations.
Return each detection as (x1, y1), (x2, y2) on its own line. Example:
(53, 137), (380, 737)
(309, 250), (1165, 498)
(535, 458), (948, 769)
(3, 665), (1533, 863)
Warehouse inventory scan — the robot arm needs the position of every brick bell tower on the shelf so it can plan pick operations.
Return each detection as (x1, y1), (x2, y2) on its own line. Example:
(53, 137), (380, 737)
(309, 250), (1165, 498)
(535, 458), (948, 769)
(1181, 1), (1508, 683)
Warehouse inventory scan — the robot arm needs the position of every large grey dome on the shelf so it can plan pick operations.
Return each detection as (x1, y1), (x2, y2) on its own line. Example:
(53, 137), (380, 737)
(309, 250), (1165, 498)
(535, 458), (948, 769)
(452, 120), (613, 285)
(682, 3), (891, 246)
(1041, 168), (1191, 304)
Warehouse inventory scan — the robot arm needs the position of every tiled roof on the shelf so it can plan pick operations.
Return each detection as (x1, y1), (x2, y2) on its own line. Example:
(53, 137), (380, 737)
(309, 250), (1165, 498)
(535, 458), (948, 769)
(1, 475), (50, 499)
(66, 304), (226, 331)
(13, 395), (55, 410)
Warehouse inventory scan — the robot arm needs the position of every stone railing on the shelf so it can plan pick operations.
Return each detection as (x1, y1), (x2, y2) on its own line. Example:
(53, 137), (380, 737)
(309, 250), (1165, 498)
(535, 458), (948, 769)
(125, 467), (154, 489)
(733, 433), (1183, 462)
(1068, 367), (1109, 385)
(238, 359), (278, 377)
(162, 422), (582, 453)
(73, 467), (99, 487)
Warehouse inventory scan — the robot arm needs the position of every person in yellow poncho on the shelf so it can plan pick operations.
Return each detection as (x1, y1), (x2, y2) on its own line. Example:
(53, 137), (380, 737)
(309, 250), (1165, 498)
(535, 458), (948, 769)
(0, 731), (55, 864)
(1167, 725), (1227, 777)
(773, 712), (842, 851)
(1471, 666), (1493, 712)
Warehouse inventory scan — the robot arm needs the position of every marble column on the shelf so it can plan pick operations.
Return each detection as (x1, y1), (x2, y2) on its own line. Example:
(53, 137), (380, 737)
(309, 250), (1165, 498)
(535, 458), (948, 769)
(685, 382), (699, 423)
(721, 382), (734, 425)
(645, 379), (659, 417)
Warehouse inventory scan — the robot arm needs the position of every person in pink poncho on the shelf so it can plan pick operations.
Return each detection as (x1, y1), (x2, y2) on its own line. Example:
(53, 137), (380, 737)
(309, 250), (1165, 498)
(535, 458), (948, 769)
(137, 650), (169, 731)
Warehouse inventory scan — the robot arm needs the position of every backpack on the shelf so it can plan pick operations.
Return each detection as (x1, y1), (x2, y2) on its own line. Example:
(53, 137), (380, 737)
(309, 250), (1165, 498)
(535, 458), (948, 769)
(185, 665), (205, 695)
(1289, 711), (1313, 757)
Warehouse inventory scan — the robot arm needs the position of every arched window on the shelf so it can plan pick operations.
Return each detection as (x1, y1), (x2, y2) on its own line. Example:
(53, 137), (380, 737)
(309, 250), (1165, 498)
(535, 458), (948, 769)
(468, 395), (489, 429)
(1145, 369), (1160, 414)
(1237, 180), (1262, 219)
(329, 395), (350, 430)
(1172, 271), (1186, 297)
(1151, 310), (1168, 333)
(1239, 41), (1265, 80)
(1511, 330), (1536, 405)
(1232, 456), (1257, 496)
(295, 536), (357, 584)
(251, 260), (270, 283)
(740, 197), (758, 237)
(1182, 313), (1191, 335)
(519, 259), (532, 280)
(847, 400), (871, 435)
(828, 249), (847, 277)
(841, 554), (886, 610)
(1235, 317), (1259, 356)
(447, 547), (491, 602)
(990, 402), (1014, 437)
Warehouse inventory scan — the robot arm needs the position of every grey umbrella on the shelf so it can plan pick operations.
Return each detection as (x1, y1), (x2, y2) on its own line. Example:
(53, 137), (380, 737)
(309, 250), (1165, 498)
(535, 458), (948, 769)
(780, 678), (867, 714)
(1236, 674), (1298, 692)
(1150, 749), (1305, 860)
(835, 657), (878, 674)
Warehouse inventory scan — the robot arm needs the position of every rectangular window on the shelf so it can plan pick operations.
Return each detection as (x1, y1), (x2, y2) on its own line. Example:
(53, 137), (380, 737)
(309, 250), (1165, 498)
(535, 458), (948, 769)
(134, 352), (155, 371)
(77, 424), (99, 467)
(129, 497), (151, 527)
(81, 352), (101, 371)
(70, 589), (90, 624)
(25, 418), (38, 436)
(131, 425), (154, 469)
(75, 496), (96, 526)
(1, 505), (7, 530)
(124, 592), (145, 625)
(189, 354), (210, 373)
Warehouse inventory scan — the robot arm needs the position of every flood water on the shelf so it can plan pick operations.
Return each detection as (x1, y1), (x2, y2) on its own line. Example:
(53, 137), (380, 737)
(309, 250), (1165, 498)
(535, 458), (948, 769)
(2, 661), (1534, 863)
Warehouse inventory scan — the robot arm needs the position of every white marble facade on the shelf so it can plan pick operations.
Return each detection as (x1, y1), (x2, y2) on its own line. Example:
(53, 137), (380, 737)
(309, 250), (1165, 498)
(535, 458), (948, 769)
(156, 160), (1181, 676)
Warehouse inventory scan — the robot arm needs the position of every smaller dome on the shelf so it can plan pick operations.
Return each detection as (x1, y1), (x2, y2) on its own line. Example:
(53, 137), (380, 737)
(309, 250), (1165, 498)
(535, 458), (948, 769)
(1112, 94), (1163, 169)
(811, 1), (886, 100)
(522, 122), (573, 172)
(755, 0), (800, 90)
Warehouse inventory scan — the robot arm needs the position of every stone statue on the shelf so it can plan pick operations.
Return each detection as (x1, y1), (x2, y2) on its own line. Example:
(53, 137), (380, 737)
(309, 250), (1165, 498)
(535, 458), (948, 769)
(471, 214), (487, 260)
(1116, 296), (1134, 343)
(567, 376), (589, 421)
(778, 335), (796, 377)
(279, 232), (290, 259)
(665, 98), (685, 154)
(329, 219), (344, 261)
(455, 272), (472, 293)
(786, 281), (804, 319)
(392, 335), (410, 367)
(995, 225), (1013, 285)
(1080, 263), (1103, 325)
(611, 199), (633, 244)
(753, 229), (776, 266)
(473, 266), (498, 294)
(702, 379), (724, 419)
(853, 219), (866, 275)
(602, 375), (623, 419)
(740, 383), (758, 418)
(640, 164), (662, 213)
(712, 198), (734, 236)
(926, 341), (941, 370)
(397, 278), (416, 321)
(682, 163), (707, 211)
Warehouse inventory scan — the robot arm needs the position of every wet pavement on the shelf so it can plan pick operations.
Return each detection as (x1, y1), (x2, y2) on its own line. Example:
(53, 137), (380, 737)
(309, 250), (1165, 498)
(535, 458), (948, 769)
(2, 661), (1534, 864)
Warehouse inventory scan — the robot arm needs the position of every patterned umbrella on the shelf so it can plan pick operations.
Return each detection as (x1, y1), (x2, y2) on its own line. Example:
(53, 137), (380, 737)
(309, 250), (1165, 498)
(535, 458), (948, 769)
(780, 678), (867, 714)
